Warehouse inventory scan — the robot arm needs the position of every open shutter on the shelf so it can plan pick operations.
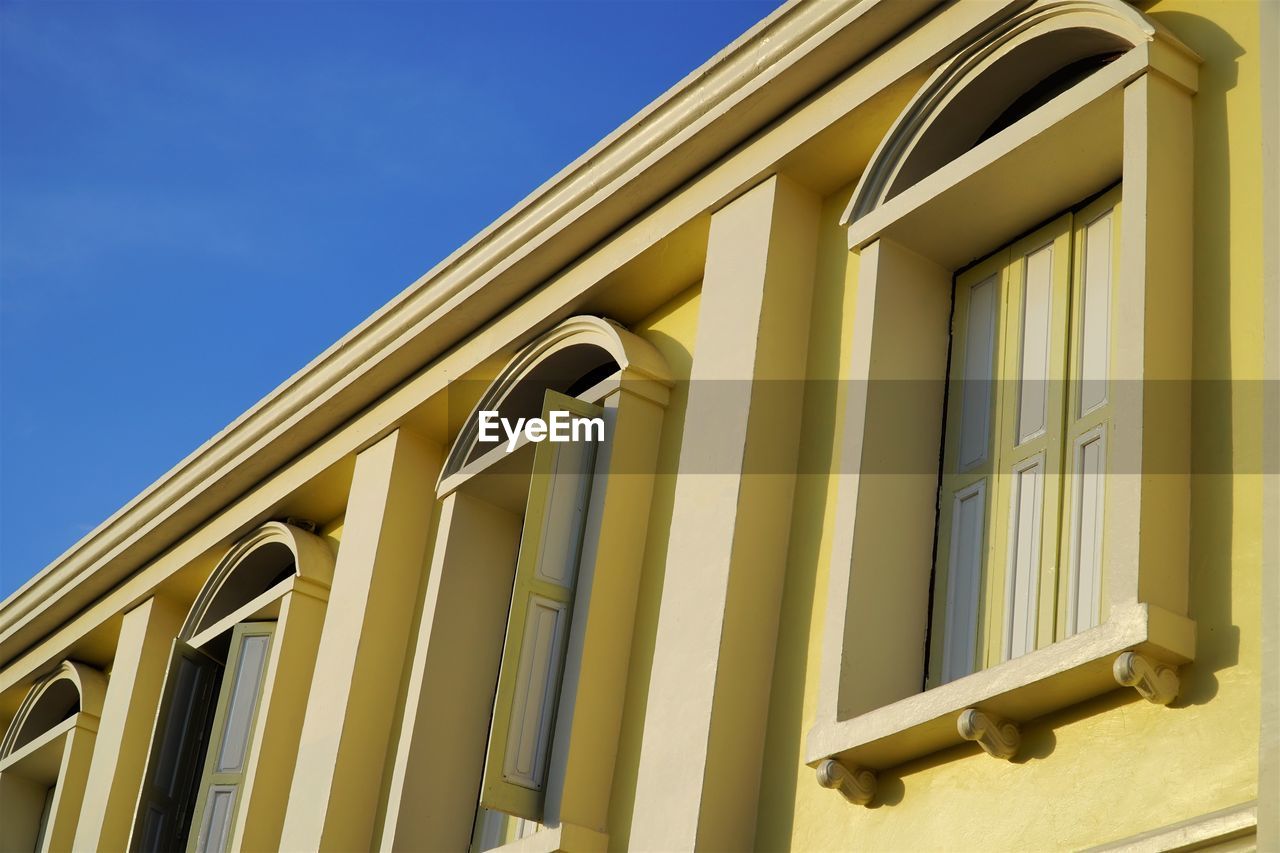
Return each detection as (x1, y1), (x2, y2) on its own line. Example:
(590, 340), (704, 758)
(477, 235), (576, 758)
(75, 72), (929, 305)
(479, 390), (601, 821)
(931, 251), (1006, 686)
(1059, 188), (1122, 638)
(187, 622), (275, 853)
(133, 642), (222, 853)
(988, 214), (1073, 667)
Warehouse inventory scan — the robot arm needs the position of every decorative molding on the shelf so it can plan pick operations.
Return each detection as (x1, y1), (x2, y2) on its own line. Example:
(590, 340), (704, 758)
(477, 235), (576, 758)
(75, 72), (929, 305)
(437, 316), (672, 495)
(816, 759), (877, 805)
(0, 660), (107, 759)
(1112, 651), (1179, 705)
(841, 0), (1196, 227)
(957, 708), (1021, 759)
(179, 521), (336, 641)
(1083, 800), (1257, 852)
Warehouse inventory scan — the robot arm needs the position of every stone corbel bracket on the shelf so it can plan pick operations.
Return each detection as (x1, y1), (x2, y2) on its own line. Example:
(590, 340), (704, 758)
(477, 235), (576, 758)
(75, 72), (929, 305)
(957, 708), (1021, 760)
(816, 759), (877, 806)
(1113, 651), (1180, 704)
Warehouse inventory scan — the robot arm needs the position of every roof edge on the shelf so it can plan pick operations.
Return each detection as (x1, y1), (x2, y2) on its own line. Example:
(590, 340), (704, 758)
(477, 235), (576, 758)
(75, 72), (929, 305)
(0, 0), (944, 660)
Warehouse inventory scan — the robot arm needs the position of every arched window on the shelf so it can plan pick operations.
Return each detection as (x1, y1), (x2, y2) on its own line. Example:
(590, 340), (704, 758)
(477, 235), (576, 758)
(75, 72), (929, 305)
(810, 0), (1199, 798)
(383, 315), (670, 852)
(131, 522), (334, 853)
(0, 661), (106, 852)
(844, 0), (1177, 227)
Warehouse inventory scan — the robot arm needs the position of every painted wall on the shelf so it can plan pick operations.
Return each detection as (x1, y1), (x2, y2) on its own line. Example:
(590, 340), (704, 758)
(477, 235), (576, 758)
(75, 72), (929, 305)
(754, 2), (1266, 849)
(609, 282), (700, 845)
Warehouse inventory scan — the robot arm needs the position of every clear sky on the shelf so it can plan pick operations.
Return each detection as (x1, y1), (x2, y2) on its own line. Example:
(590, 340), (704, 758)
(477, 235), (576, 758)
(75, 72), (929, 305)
(0, 0), (777, 598)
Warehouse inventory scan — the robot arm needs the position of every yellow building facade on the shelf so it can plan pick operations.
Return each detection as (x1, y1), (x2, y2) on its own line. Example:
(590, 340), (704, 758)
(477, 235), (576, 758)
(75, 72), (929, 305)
(1, 0), (1276, 850)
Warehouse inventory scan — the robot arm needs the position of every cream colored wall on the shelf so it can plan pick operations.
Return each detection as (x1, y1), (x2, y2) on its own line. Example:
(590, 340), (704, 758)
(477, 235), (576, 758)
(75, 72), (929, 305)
(607, 282), (699, 845)
(755, 2), (1266, 849)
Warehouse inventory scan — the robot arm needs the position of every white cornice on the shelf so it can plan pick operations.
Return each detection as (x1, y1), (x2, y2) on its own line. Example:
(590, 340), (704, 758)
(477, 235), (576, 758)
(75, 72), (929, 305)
(0, 0), (946, 663)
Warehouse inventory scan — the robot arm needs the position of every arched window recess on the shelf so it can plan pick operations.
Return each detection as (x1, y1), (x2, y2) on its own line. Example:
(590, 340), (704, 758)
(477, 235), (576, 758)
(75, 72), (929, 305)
(841, 0), (1199, 269)
(180, 521), (335, 649)
(388, 315), (670, 852)
(438, 314), (671, 498)
(131, 522), (334, 853)
(0, 661), (107, 852)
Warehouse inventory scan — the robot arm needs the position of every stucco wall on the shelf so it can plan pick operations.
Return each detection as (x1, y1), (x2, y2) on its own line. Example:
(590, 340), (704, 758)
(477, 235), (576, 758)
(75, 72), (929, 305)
(754, 2), (1266, 849)
(607, 282), (701, 845)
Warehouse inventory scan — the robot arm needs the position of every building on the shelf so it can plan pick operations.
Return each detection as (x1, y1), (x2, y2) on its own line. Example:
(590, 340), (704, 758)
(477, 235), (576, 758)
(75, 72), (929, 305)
(1, 0), (1276, 850)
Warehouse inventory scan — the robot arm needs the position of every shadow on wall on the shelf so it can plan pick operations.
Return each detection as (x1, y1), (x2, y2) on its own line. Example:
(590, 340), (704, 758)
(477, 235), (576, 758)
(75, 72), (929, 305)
(606, 282), (698, 846)
(751, 187), (858, 849)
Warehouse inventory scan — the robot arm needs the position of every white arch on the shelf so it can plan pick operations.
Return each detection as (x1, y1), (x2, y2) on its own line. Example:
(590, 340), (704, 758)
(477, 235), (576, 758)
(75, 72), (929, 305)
(0, 660), (107, 758)
(180, 521), (335, 641)
(438, 315), (672, 492)
(842, 0), (1178, 226)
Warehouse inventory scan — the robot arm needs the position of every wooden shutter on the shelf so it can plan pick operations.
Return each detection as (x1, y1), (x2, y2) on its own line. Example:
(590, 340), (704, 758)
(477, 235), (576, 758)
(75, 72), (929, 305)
(133, 642), (222, 853)
(1059, 187), (1122, 638)
(479, 390), (601, 821)
(187, 622), (275, 853)
(987, 214), (1073, 667)
(931, 250), (1007, 685)
(930, 190), (1120, 684)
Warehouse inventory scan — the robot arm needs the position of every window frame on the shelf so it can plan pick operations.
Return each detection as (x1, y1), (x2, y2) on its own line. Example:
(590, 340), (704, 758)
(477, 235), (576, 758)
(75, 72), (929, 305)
(381, 316), (670, 853)
(129, 523), (333, 852)
(808, 0), (1200, 796)
(928, 209), (1080, 686)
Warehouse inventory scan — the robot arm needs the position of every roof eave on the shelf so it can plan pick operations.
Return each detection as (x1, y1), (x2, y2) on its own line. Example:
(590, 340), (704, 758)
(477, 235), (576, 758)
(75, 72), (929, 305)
(0, 0), (944, 663)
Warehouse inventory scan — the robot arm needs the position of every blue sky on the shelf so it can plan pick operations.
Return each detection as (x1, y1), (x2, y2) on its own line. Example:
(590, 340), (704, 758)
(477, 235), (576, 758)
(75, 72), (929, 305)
(0, 0), (776, 597)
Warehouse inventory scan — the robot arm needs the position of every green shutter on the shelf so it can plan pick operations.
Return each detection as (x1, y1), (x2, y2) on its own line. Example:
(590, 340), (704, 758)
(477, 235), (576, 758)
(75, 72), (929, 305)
(479, 390), (602, 821)
(186, 622), (275, 853)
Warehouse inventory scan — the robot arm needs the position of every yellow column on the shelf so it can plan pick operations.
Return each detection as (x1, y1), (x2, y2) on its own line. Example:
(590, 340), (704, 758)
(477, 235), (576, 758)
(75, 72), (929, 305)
(279, 428), (441, 852)
(377, 491), (522, 852)
(629, 173), (820, 851)
(44, 724), (98, 852)
(73, 595), (183, 853)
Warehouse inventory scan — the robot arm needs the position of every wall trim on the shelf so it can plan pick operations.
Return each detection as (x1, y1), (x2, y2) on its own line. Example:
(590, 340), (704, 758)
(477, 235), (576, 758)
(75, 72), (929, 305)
(1083, 801), (1258, 853)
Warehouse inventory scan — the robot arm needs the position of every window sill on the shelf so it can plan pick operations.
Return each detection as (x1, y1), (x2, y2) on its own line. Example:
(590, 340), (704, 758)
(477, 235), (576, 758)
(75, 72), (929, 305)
(806, 602), (1194, 773)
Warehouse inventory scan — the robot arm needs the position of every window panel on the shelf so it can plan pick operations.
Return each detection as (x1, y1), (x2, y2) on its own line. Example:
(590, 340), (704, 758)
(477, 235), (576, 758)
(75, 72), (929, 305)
(1017, 245), (1055, 443)
(194, 786), (236, 853)
(1059, 190), (1121, 639)
(215, 634), (270, 774)
(503, 597), (567, 788)
(1078, 210), (1114, 416)
(930, 252), (1006, 687)
(1004, 458), (1044, 660)
(480, 389), (602, 822)
(943, 482), (986, 683)
(1067, 430), (1107, 635)
(959, 274), (999, 469)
